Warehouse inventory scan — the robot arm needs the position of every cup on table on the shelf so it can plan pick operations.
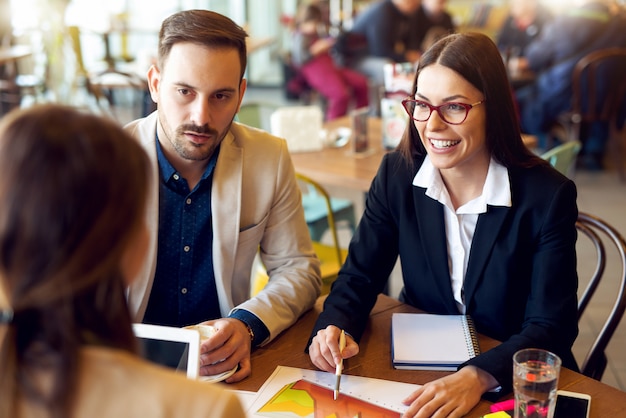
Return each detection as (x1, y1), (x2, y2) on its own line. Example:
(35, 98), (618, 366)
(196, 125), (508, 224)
(513, 348), (561, 418)
(184, 324), (216, 344)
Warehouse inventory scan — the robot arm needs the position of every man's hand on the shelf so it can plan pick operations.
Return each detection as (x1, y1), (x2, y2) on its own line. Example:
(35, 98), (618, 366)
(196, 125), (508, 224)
(198, 317), (252, 383)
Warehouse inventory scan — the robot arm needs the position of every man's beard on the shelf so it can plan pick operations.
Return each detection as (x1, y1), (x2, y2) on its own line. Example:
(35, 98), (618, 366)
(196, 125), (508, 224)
(171, 122), (223, 161)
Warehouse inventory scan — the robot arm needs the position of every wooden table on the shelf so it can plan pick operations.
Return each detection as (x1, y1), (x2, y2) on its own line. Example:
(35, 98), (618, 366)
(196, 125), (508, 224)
(290, 116), (538, 194)
(290, 116), (387, 192)
(0, 45), (32, 66)
(230, 294), (626, 417)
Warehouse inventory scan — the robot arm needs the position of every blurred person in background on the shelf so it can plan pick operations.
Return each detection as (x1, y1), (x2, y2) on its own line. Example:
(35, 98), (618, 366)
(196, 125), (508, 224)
(348, 0), (424, 86)
(511, 0), (626, 169)
(291, 3), (369, 120)
(496, 0), (553, 59)
(420, 0), (456, 51)
(339, 0), (449, 116)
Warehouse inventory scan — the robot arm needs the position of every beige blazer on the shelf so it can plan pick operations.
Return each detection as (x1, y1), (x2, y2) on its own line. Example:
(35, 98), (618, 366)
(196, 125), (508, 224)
(124, 112), (321, 344)
(19, 346), (245, 417)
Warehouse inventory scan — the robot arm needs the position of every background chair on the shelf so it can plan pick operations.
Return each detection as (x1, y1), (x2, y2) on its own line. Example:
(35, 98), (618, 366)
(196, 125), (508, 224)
(68, 25), (147, 121)
(612, 75), (626, 182)
(555, 47), (626, 181)
(576, 211), (626, 381)
(300, 183), (356, 243)
(269, 105), (356, 240)
(237, 101), (280, 132)
(297, 173), (349, 295)
(0, 35), (47, 114)
(540, 140), (581, 177)
(251, 173), (349, 297)
(238, 103), (358, 242)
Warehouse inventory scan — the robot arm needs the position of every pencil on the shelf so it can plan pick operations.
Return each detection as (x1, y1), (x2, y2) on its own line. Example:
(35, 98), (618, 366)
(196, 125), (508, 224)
(334, 330), (346, 400)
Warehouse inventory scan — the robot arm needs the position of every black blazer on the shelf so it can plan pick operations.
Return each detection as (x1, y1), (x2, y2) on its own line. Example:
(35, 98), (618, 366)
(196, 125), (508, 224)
(311, 151), (579, 395)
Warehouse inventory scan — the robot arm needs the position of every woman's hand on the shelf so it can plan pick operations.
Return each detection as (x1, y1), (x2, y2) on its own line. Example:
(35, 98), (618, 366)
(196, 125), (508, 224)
(308, 325), (359, 372)
(402, 366), (498, 418)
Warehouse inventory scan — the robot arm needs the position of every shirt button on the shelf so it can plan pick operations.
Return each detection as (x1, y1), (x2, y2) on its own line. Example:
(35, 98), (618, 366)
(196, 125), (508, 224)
(181, 288), (188, 294)
(186, 198), (192, 205)
(183, 245), (190, 252)
(173, 174), (180, 180)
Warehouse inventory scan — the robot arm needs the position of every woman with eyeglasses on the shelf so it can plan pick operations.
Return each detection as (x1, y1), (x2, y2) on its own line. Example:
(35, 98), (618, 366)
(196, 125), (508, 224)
(308, 32), (579, 417)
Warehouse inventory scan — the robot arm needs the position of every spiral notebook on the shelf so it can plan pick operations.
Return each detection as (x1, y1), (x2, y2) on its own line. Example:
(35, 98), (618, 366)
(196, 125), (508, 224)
(391, 313), (480, 371)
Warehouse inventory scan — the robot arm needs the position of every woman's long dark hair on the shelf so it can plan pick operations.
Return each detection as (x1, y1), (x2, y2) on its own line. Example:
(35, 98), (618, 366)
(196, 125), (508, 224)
(0, 104), (150, 418)
(397, 32), (545, 170)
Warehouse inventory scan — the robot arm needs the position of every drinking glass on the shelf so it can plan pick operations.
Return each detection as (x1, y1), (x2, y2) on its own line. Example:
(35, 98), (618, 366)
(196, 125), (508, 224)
(513, 348), (561, 418)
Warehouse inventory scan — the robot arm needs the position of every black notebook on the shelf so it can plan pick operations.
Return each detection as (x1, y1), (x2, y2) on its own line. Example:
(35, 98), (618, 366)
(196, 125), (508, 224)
(391, 313), (480, 371)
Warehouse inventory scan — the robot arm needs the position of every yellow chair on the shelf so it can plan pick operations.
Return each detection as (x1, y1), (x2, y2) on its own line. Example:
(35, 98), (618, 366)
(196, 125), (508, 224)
(540, 140), (582, 177)
(251, 173), (349, 296)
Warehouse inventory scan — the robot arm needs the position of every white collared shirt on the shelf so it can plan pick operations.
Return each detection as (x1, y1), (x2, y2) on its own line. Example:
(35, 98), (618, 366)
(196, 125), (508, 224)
(413, 156), (512, 313)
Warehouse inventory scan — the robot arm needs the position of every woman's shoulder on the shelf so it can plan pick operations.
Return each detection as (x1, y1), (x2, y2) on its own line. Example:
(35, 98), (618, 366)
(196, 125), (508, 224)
(74, 347), (245, 418)
(508, 162), (577, 201)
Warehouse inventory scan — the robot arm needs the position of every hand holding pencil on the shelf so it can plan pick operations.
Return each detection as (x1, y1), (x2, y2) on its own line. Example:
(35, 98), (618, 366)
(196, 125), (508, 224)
(308, 325), (360, 381)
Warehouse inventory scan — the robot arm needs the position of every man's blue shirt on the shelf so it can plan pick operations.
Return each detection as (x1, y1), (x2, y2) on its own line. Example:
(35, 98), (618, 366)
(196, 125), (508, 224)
(143, 139), (221, 327)
(143, 137), (269, 346)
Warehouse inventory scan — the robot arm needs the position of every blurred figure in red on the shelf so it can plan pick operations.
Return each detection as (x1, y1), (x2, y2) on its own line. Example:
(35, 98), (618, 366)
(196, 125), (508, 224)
(291, 3), (369, 120)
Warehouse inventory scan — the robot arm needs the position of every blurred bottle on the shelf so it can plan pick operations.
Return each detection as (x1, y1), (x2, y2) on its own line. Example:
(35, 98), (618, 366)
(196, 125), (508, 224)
(381, 62), (415, 150)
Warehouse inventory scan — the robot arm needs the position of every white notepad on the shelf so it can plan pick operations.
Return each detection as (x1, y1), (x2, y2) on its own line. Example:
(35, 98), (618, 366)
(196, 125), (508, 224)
(391, 313), (480, 371)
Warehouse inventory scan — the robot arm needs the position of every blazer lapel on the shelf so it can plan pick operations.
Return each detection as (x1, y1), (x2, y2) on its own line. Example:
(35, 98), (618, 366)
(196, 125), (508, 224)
(413, 188), (458, 311)
(463, 206), (509, 305)
(211, 132), (243, 311)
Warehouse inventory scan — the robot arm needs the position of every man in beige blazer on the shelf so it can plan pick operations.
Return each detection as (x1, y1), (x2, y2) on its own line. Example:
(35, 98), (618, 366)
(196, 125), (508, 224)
(124, 9), (321, 384)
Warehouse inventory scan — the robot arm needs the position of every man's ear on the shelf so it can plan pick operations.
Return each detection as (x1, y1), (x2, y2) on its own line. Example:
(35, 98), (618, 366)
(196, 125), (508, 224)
(236, 78), (248, 112)
(146, 65), (161, 104)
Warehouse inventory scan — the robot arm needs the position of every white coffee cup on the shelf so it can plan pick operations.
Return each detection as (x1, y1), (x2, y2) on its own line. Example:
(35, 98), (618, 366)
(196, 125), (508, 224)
(184, 324), (216, 343)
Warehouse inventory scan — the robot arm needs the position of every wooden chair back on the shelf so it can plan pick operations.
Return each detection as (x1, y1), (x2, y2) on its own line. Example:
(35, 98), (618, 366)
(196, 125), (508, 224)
(576, 212), (626, 380)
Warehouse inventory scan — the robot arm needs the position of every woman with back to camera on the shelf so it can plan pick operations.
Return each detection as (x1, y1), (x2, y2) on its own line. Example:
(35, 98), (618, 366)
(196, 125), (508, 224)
(308, 33), (579, 417)
(0, 104), (244, 418)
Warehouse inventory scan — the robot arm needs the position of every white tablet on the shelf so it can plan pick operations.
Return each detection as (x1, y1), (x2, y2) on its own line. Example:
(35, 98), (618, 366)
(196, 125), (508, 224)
(132, 323), (200, 379)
